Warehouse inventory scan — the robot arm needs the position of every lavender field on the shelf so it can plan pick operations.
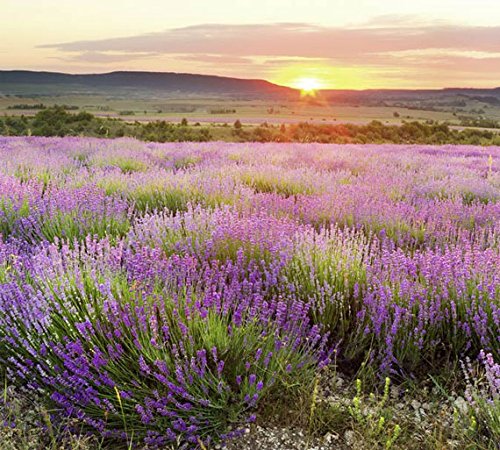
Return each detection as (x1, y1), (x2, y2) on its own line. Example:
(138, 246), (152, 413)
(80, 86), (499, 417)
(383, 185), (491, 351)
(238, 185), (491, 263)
(0, 136), (498, 448)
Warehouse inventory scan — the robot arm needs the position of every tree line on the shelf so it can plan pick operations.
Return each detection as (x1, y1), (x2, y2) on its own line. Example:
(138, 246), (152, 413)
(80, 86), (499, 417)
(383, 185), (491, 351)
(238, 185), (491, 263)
(234, 120), (500, 145)
(1, 106), (499, 145)
(0, 106), (212, 142)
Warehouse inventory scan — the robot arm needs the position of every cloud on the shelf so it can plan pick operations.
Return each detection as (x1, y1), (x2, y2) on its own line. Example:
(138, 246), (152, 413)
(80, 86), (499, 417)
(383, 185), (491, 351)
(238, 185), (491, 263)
(38, 21), (500, 87)
(54, 51), (157, 63)
(359, 14), (451, 28)
(41, 22), (500, 58)
(173, 54), (253, 65)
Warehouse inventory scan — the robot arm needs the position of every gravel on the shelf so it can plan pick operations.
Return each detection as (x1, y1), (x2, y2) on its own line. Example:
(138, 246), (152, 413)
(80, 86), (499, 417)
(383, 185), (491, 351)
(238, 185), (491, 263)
(225, 425), (340, 450)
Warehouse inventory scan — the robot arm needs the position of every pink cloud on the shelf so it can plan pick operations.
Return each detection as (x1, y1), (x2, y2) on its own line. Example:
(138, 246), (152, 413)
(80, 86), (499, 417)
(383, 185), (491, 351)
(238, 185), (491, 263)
(39, 21), (500, 87)
(41, 22), (500, 58)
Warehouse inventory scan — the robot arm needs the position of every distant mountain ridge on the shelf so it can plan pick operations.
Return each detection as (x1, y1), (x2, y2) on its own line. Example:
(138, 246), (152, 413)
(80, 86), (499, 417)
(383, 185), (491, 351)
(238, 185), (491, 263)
(0, 70), (296, 98)
(1, 70), (499, 101)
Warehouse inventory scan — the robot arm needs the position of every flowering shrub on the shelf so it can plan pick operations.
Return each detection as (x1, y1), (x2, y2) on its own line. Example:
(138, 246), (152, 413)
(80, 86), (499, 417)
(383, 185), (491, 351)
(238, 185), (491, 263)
(0, 240), (328, 447)
(463, 351), (500, 442)
(0, 137), (498, 446)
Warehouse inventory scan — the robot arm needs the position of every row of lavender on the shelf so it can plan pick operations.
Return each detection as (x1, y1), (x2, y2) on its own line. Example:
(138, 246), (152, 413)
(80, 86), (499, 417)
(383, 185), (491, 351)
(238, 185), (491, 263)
(0, 137), (498, 447)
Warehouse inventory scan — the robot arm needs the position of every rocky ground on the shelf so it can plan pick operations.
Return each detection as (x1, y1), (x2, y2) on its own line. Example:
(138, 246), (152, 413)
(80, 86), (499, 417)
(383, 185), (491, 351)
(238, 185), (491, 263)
(225, 426), (337, 450)
(0, 372), (493, 450)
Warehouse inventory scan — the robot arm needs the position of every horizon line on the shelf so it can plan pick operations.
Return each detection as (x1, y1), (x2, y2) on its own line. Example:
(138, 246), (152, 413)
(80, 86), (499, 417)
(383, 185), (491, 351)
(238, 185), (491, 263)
(2, 68), (500, 92)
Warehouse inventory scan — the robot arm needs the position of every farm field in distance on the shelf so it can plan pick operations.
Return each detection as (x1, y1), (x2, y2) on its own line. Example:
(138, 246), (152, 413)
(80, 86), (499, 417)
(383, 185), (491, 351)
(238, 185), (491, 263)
(0, 136), (498, 449)
(0, 94), (458, 124)
(2, 92), (500, 126)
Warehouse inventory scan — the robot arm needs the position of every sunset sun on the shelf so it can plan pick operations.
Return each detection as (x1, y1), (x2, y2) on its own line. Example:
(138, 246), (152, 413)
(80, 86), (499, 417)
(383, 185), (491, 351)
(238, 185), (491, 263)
(295, 77), (321, 96)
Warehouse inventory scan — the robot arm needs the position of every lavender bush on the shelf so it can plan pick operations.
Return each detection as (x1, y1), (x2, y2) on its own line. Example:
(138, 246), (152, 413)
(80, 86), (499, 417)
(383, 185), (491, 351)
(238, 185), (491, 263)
(0, 137), (498, 447)
(463, 351), (500, 441)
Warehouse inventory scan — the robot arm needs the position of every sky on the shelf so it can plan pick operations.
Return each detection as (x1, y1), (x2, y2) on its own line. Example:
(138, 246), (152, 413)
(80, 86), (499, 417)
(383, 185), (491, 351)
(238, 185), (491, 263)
(1, 0), (500, 89)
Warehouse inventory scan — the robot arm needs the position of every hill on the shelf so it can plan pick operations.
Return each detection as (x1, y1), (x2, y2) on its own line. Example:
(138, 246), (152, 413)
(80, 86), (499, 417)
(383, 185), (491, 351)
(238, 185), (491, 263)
(1, 70), (499, 104)
(0, 70), (297, 99)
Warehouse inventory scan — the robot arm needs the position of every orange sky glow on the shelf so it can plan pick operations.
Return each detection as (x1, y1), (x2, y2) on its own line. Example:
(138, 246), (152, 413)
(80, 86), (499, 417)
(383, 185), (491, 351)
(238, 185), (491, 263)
(1, 0), (500, 89)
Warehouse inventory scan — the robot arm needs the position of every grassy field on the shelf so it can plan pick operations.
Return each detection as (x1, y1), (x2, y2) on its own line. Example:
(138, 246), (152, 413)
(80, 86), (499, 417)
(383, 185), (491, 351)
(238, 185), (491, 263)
(0, 93), (470, 125)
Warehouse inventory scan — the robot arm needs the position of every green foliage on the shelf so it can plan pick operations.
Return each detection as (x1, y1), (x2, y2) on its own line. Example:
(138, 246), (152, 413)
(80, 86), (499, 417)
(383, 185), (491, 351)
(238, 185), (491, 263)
(210, 108), (236, 114)
(459, 116), (500, 129)
(211, 237), (273, 265)
(2, 107), (499, 145)
(2, 271), (317, 445)
(463, 393), (500, 445)
(95, 156), (148, 174)
(32, 211), (130, 245)
(240, 173), (314, 197)
(7, 103), (47, 110)
(243, 120), (500, 145)
(173, 156), (201, 170)
(0, 198), (30, 239)
(282, 230), (367, 340)
(31, 107), (95, 137)
(461, 357), (500, 445)
(347, 378), (402, 448)
(0, 116), (30, 135)
(138, 120), (211, 142)
(130, 185), (194, 214)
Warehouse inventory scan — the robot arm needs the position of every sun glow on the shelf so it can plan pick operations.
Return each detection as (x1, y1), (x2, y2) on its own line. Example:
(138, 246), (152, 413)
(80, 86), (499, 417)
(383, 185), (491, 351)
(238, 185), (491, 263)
(295, 77), (321, 96)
